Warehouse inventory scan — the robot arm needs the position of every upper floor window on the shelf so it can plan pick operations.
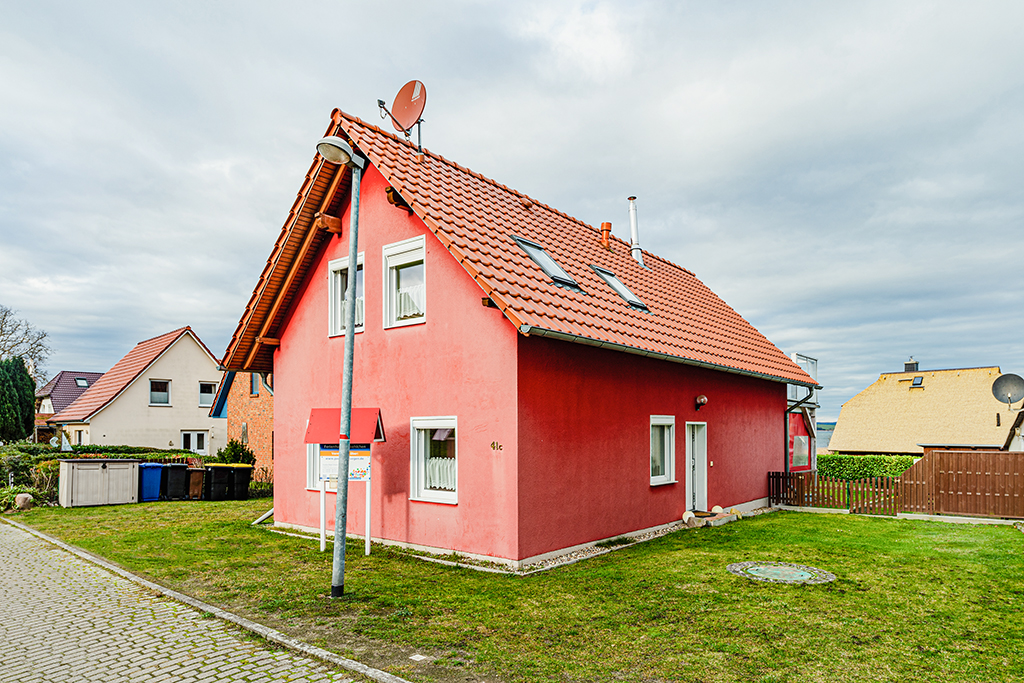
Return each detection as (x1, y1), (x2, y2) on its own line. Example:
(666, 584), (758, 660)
(198, 382), (216, 407)
(383, 236), (425, 328)
(150, 380), (170, 406)
(250, 373), (260, 396)
(329, 253), (365, 336)
(591, 266), (647, 310)
(513, 235), (579, 289)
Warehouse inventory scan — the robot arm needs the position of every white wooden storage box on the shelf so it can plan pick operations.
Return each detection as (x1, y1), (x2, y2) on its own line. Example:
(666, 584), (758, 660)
(58, 459), (140, 508)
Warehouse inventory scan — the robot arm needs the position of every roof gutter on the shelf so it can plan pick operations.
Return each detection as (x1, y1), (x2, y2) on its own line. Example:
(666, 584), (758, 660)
(518, 325), (820, 389)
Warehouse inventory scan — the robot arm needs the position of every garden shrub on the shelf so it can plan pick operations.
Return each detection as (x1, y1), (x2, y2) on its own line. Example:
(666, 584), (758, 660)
(0, 485), (54, 511)
(818, 454), (917, 480)
(214, 439), (256, 466)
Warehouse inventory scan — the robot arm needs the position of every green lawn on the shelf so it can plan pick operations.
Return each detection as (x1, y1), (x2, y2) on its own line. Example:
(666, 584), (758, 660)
(9, 501), (1023, 683)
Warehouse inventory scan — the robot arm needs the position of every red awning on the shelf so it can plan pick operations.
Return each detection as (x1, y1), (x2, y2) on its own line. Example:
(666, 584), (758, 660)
(304, 408), (385, 445)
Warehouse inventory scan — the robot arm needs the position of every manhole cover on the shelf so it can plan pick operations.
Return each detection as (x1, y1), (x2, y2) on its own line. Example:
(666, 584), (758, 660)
(727, 561), (835, 584)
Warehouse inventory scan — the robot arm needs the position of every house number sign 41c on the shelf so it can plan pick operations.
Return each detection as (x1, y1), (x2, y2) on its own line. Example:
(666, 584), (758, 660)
(490, 441), (503, 452)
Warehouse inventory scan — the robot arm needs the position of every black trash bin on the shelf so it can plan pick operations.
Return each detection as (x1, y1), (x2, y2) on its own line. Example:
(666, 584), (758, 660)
(230, 464), (254, 501)
(161, 463), (189, 500)
(204, 464), (234, 501)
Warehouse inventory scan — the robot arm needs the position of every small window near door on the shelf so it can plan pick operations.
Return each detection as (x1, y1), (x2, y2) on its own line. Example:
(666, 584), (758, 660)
(650, 415), (675, 486)
(792, 436), (809, 468)
(198, 382), (216, 407)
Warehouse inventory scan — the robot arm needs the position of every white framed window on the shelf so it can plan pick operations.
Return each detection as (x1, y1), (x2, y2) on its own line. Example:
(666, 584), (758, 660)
(383, 236), (425, 328)
(150, 380), (170, 406)
(307, 443), (339, 492)
(75, 377), (89, 387)
(650, 415), (676, 486)
(182, 430), (208, 456)
(410, 416), (457, 504)
(198, 382), (216, 407)
(329, 253), (365, 336)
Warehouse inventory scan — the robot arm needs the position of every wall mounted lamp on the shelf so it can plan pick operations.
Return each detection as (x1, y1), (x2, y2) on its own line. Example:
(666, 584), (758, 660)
(695, 395), (708, 411)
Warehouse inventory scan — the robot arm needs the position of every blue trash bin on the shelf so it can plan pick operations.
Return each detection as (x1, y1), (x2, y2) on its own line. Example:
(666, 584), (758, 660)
(139, 463), (163, 502)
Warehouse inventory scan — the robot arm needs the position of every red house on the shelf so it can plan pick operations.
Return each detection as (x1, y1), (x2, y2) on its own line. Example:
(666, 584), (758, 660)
(221, 110), (816, 567)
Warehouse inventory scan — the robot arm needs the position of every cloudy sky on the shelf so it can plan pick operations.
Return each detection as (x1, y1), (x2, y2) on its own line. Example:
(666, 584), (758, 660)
(2, 1), (1023, 420)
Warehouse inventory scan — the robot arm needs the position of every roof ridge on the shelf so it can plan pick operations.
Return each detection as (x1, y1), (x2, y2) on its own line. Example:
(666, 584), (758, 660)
(337, 110), (597, 232)
(135, 325), (190, 346)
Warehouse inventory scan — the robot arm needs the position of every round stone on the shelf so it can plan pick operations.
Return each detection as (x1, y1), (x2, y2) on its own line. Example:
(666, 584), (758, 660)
(726, 561), (836, 584)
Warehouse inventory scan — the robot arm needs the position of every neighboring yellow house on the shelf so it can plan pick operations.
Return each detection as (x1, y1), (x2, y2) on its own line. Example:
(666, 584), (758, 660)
(829, 360), (1013, 455)
(49, 327), (223, 455)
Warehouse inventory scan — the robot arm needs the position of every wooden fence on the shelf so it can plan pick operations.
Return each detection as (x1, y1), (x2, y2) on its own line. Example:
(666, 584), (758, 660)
(769, 450), (1024, 519)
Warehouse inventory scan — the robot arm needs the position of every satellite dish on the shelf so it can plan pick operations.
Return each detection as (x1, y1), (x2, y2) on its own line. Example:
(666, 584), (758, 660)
(390, 80), (426, 133)
(378, 80), (427, 155)
(992, 373), (1024, 410)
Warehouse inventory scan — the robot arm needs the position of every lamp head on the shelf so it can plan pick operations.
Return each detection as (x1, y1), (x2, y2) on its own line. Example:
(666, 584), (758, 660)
(695, 394), (708, 411)
(316, 136), (365, 169)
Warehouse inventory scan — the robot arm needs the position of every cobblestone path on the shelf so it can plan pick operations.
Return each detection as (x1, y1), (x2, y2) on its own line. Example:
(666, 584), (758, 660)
(0, 522), (357, 682)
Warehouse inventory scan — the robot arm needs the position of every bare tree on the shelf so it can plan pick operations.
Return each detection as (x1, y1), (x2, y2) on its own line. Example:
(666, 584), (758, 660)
(0, 305), (52, 383)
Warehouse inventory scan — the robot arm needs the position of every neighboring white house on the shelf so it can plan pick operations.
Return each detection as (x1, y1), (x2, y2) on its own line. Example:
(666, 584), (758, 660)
(49, 327), (223, 455)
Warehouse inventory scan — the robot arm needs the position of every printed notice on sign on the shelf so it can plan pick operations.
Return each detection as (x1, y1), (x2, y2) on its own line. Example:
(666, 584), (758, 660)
(319, 444), (339, 481)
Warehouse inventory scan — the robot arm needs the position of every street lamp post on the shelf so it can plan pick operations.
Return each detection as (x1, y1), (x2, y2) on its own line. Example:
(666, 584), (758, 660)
(315, 135), (365, 598)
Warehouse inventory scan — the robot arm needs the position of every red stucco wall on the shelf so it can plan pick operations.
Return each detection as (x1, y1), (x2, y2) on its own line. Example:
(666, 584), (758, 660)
(516, 335), (786, 560)
(272, 163), (522, 560)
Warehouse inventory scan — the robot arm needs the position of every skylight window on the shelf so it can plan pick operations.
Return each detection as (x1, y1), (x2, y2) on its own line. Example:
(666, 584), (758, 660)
(75, 378), (88, 387)
(591, 265), (647, 310)
(512, 236), (579, 289)
(912, 376), (924, 387)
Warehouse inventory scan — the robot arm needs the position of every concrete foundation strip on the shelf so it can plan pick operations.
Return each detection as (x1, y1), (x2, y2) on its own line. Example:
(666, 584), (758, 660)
(2, 518), (412, 683)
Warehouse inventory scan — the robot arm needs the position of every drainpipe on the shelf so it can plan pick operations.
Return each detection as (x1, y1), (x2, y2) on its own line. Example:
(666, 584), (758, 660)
(785, 386), (816, 474)
(627, 196), (645, 266)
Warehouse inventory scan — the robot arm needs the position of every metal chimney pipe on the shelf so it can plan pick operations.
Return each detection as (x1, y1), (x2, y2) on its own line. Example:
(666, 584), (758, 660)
(627, 196), (645, 266)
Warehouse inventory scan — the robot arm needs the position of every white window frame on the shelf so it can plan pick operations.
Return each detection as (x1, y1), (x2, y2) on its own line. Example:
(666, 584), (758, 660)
(650, 415), (676, 486)
(149, 379), (171, 406)
(198, 382), (217, 407)
(383, 236), (426, 329)
(181, 430), (208, 456)
(410, 415), (457, 504)
(307, 443), (339, 492)
(328, 252), (365, 336)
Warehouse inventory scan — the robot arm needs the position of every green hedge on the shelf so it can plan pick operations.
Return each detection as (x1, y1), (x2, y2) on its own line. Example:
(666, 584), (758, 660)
(817, 454), (917, 480)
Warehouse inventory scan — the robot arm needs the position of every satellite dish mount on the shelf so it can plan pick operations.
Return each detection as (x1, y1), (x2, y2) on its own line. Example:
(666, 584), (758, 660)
(992, 373), (1024, 412)
(378, 80), (427, 156)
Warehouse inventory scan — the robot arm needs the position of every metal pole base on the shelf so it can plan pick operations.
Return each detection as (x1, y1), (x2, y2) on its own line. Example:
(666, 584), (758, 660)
(331, 584), (344, 598)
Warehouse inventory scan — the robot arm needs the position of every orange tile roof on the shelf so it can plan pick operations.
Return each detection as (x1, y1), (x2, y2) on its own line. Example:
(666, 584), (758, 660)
(50, 327), (216, 423)
(222, 110), (815, 387)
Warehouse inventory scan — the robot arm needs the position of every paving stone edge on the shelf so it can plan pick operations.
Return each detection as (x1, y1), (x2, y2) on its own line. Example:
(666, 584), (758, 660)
(1, 517), (413, 683)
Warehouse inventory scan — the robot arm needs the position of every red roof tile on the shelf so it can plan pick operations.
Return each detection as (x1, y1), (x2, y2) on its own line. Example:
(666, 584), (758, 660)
(222, 110), (815, 387)
(49, 327), (217, 424)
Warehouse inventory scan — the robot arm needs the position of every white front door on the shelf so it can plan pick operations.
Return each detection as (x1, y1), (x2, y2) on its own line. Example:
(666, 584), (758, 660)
(181, 431), (208, 456)
(685, 423), (708, 512)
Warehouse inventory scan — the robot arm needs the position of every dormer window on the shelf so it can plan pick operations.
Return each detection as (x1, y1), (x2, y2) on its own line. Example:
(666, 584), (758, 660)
(591, 265), (647, 310)
(513, 236), (579, 289)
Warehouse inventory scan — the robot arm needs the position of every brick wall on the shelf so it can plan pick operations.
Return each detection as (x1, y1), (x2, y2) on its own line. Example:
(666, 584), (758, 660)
(226, 373), (274, 474)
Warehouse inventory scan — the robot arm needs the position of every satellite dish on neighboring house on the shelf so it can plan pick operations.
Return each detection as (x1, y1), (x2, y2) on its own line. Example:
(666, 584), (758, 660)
(992, 373), (1024, 411)
(378, 80), (427, 154)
